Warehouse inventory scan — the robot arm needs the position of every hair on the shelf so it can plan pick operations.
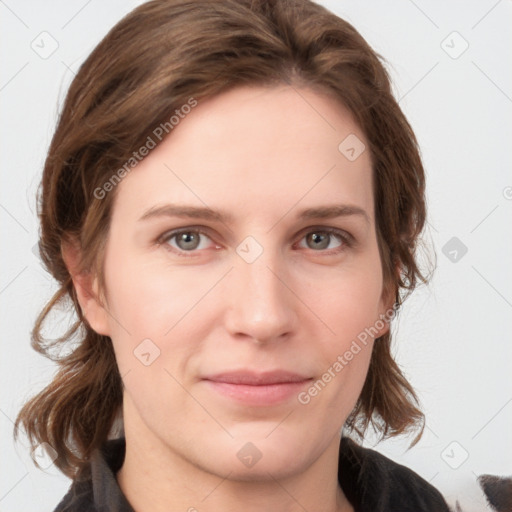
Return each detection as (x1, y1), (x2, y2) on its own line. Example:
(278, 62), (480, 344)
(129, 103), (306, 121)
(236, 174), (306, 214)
(14, 0), (433, 479)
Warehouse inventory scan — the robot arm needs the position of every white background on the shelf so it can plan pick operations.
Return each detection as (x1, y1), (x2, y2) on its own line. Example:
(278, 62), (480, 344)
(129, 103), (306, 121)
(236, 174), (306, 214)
(1, 1), (511, 510)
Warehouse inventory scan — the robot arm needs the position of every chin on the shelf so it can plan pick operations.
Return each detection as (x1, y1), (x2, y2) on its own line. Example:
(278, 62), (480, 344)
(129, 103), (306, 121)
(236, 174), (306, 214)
(192, 425), (327, 482)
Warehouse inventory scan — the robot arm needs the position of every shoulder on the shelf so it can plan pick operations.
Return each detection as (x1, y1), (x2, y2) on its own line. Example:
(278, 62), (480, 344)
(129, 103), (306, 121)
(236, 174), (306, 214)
(52, 438), (131, 512)
(338, 437), (451, 512)
(52, 477), (95, 512)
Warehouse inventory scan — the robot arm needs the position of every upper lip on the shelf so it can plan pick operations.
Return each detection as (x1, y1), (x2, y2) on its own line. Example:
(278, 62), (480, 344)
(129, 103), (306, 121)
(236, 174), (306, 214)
(202, 370), (312, 385)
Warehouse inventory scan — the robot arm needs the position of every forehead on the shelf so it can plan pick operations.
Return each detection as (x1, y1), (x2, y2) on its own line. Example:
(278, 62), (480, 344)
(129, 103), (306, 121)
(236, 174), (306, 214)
(110, 85), (374, 226)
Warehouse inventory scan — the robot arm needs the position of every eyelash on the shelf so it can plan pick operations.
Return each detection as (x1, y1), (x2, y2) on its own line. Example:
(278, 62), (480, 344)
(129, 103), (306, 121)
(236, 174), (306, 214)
(157, 226), (354, 258)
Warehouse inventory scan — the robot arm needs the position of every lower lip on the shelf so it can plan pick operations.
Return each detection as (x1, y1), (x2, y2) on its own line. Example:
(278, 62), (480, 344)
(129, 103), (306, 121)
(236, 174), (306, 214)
(203, 380), (311, 406)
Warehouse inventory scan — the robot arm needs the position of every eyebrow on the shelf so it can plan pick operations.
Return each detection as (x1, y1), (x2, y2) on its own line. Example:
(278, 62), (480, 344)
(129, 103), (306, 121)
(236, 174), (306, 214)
(138, 203), (370, 225)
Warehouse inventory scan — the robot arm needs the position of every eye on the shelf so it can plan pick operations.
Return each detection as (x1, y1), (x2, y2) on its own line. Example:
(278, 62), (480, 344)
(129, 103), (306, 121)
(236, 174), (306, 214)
(296, 228), (352, 253)
(158, 226), (353, 257)
(159, 228), (216, 255)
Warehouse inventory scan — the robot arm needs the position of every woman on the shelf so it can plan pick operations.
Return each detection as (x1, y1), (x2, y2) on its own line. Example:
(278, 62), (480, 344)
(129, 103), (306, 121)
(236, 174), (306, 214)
(14, 0), (450, 510)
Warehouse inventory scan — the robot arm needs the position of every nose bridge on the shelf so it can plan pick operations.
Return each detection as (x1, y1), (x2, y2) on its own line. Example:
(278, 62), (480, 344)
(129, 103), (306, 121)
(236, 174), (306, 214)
(226, 239), (296, 341)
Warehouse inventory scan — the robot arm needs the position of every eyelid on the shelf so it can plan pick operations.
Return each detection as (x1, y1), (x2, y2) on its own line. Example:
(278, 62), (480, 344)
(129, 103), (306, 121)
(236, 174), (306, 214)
(296, 225), (354, 243)
(157, 224), (355, 256)
(157, 226), (218, 254)
(294, 226), (354, 253)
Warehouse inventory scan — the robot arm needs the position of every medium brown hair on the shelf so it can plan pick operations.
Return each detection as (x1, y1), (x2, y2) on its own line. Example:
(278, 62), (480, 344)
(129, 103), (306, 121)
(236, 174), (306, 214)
(14, 0), (432, 479)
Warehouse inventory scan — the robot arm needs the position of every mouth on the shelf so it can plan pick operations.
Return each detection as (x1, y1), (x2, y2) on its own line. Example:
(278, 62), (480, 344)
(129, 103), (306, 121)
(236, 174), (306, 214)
(201, 370), (313, 406)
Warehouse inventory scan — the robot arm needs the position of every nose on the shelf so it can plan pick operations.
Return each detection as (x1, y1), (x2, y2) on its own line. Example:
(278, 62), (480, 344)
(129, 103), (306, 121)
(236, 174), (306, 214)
(224, 248), (298, 344)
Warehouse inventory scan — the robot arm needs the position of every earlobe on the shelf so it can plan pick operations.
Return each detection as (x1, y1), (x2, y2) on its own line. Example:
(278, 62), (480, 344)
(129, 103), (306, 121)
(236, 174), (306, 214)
(377, 272), (399, 338)
(61, 239), (111, 336)
(377, 309), (391, 337)
(374, 303), (393, 339)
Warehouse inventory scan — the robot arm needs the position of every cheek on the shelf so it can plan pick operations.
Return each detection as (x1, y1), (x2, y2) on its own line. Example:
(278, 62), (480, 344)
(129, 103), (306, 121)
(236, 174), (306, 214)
(102, 250), (219, 381)
(300, 257), (383, 402)
(312, 260), (384, 344)
(101, 257), (203, 420)
(104, 251), (210, 335)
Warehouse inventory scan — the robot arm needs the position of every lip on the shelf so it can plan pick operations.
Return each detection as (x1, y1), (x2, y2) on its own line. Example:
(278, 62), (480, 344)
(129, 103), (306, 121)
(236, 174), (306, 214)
(201, 370), (313, 406)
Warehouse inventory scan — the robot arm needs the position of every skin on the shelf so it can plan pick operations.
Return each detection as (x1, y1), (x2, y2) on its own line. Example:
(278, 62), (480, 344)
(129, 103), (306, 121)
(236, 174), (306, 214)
(65, 84), (392, 512)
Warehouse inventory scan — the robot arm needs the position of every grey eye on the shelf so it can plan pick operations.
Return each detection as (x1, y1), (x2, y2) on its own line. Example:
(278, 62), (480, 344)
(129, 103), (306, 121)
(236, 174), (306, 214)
(174, 231), (202, 250)
(304, 231), (342, 250)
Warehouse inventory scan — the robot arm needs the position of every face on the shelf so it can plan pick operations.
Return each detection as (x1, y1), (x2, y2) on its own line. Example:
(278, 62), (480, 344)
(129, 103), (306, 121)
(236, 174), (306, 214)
(86, 84), (391, 480)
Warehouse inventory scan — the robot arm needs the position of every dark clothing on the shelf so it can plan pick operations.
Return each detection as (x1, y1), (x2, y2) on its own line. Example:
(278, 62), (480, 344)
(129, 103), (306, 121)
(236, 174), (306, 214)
(53, 437), (450, 511)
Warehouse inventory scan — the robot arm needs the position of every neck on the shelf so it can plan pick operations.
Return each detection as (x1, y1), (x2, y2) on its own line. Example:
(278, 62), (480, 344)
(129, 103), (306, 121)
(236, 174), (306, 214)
(116, 401), (353, 512)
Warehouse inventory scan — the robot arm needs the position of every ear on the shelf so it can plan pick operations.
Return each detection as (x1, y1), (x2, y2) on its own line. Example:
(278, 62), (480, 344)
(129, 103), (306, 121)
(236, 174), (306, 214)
(376, 263), (401, 338)
(61, 239), (111, 337)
